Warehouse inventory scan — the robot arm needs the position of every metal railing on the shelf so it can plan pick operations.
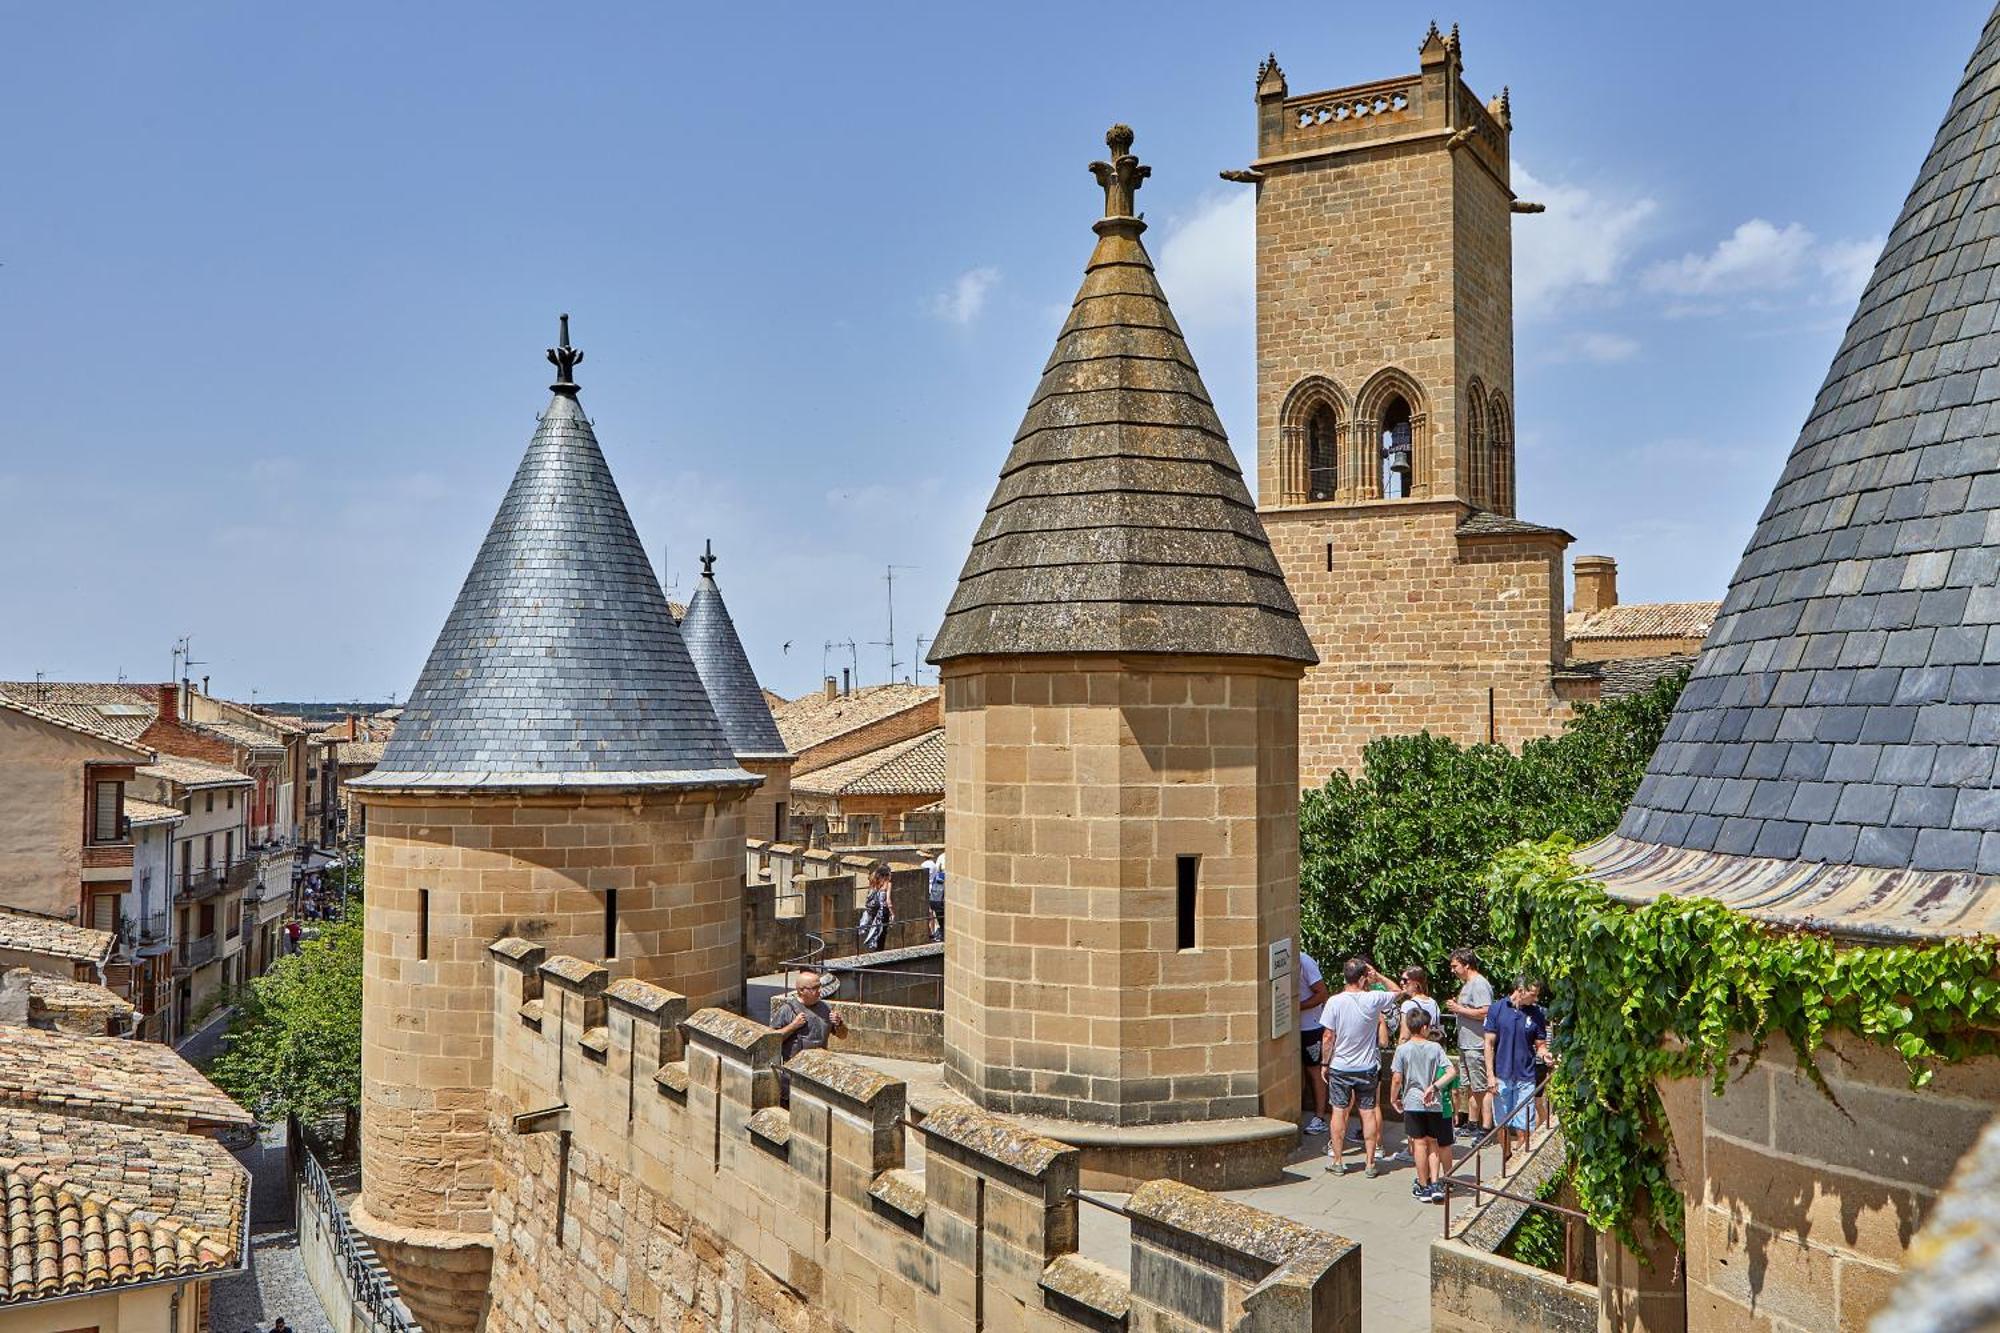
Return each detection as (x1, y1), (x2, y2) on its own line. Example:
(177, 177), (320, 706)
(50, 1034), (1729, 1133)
(778, 925), (944, 1009)
(292, 1117), (420, 1333)
(178, 933), (217, 970)
(1437, 1065), (1591, 1284)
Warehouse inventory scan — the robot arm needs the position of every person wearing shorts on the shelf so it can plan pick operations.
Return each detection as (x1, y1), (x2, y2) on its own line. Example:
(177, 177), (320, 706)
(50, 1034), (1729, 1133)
(1297, 950), (1330, 1133)
(1484, 976), (1550, 1156)
(1447, 949), (1494, 1139)
(1391, 1009), (1454, 1202)
(1320, 958), (1404, 1177)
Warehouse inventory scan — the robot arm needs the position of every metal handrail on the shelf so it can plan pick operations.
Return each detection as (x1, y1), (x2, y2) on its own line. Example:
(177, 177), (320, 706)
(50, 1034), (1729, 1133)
(1438, 1064), (1587, 1284)
(294, 1123), (420, 1333)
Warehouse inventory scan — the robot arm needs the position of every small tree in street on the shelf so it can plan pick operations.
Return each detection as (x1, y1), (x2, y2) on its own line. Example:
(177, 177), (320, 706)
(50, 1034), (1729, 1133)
(210, 899), (364, 1154)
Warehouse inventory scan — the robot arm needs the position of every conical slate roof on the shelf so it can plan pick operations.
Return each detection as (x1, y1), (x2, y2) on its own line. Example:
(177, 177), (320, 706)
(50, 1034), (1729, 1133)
(1582, 9), (2000, 936)
(928, 126), (1315, 665)
(679, 543), (789, 759)
(356, 325), (753, 791)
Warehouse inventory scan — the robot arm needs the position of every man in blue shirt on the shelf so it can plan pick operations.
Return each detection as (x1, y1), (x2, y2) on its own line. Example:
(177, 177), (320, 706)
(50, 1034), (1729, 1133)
(1483, 976), (1550, 1156)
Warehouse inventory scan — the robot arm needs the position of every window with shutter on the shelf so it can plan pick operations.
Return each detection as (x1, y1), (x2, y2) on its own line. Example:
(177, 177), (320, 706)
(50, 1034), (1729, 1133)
(93, 780), (123, 842)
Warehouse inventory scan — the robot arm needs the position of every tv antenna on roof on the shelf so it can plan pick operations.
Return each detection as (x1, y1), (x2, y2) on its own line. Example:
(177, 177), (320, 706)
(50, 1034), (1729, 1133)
(875, 565), (916, 683)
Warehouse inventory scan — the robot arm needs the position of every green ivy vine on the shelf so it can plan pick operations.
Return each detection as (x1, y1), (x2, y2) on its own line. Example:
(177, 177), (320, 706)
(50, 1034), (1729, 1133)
(1487, 837), (2000, 1253)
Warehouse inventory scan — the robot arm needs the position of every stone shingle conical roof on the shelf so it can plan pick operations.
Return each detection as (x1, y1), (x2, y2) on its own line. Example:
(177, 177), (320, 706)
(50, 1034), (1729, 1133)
(928, 126), (1315, 666)
(679, 544), (789, 759)
(1583, 10), (2000, 936)
(356, 327), (752, 791)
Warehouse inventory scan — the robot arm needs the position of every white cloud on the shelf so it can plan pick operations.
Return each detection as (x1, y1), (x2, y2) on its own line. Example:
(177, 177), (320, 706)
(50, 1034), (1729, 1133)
(1511, 162), (1656, 314)
(930, 267), (1001, 325)
(1817, 236), (1883, 306)
(1154, 190), (1255, 333)
(1570, 331), (1640, 363)
(1643, 220), (1883, 309)
(1644, 219), (1814, 296)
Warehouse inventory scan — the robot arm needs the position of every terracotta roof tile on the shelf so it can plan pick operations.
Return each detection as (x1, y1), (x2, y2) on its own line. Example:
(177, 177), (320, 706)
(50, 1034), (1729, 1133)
(773, 684), (938, 754)
(0, 1025), (252, 1131)
(1566, 602), (1720, 642)
(135, 757), (251, 791)
(792, 729), (945, 798)
(121, 797), (183, 826)
(0, 1107), (245, 1305)
(0, 912), (112, 966)
(0, 684), (158, 744)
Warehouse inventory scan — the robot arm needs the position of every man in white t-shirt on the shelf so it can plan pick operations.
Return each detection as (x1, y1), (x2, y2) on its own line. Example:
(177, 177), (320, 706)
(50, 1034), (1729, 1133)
(1319, 958), (1406, 1177)
(1297, 951), (1330, 1133)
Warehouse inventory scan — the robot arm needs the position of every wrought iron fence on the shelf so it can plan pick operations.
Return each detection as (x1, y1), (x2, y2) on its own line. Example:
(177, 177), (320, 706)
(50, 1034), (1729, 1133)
(291, 1117), (421, 1333)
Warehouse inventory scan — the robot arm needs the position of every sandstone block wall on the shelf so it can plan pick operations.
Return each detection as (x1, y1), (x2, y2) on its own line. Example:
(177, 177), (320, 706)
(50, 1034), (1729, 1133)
(485, 944), (1361, 1333)
(740, 756), (793, 845)
(1253, 66), (1514, 510)
(355, 785), (747, 1294)
(1658, 1034), (2000, 1332)
(939, 657), (1302, 1127)
(1262, 501), (1576, 780)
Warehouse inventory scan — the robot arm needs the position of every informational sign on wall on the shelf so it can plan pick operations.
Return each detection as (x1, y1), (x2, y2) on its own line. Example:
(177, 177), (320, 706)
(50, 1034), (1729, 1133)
(1268, 937), (1294, 979)
(1270, 975), (1291, 1041)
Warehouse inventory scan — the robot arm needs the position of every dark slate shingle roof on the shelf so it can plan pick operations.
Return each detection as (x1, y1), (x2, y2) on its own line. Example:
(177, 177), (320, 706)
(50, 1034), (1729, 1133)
(356, 384), (751, 790)
(1591, 9), (2000, 914)
(680, 567), (789, 759)
(929, 129), (1315, 665)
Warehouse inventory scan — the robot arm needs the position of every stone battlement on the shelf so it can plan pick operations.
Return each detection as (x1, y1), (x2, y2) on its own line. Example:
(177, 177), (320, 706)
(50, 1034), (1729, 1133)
(487, 939), (1362, 1332)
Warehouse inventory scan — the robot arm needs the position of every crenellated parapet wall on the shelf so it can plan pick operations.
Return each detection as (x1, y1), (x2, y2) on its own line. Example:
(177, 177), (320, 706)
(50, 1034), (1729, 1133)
(486, 939), (1362, 1332)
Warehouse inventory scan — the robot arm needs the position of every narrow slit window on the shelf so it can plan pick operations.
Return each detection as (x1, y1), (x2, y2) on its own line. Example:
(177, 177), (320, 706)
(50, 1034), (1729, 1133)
(603, 888), (619, 960)
(1325, 542), (1333, 573)
(418, 888), (431, 961)
(1175, 855), (1200, 950)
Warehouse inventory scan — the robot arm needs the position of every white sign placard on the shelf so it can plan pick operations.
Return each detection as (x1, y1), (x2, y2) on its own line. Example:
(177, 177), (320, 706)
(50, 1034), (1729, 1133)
(1270, 975), (1291, 1041)
(1268, 937), (1294, 980)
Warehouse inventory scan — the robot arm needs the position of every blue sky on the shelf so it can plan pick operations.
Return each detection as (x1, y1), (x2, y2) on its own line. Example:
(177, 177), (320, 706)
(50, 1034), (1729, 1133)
(0, 4), (1984, 700)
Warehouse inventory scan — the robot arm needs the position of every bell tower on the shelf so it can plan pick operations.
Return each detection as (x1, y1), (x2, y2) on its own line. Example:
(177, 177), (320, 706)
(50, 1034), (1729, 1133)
(1236, 25), (1582, 783)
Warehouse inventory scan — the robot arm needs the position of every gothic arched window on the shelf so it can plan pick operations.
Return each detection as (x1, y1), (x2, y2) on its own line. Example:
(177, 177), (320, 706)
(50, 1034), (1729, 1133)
(1489, 390), (1515, 515)
(1306, 403), (1339, 501)
(1465, 380), (1489, 508)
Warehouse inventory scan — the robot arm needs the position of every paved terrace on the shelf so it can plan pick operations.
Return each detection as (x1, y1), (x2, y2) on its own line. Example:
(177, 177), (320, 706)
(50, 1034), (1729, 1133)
(851, 1053), (1558, 1333)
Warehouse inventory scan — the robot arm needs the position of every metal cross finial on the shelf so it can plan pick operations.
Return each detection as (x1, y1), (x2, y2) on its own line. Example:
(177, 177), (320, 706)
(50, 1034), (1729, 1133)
(1089, 124), (1150, 221)
(700, 538), (716, 578)
(547, 312), (584, 389)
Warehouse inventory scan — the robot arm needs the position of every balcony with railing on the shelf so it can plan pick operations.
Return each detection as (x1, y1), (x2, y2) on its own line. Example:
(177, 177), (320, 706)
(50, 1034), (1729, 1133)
(177, 933), (217, 972)
(176, 856), (260, 903)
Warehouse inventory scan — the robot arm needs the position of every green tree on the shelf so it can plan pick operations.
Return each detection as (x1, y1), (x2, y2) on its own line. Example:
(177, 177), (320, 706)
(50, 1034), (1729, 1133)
(1298, 669), (1686, 975)
(209, 900), (364, 1152)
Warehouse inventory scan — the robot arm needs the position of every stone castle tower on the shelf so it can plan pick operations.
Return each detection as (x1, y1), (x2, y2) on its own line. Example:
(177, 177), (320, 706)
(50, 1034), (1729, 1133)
(679, 541), (794, 843)
(929, 127), (1318, 1188)
(1242, 25), (1589, 783)
(347, 322), (758, 1332)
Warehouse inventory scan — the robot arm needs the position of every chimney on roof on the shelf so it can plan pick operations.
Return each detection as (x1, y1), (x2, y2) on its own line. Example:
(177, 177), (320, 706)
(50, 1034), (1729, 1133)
(1573, 555), (1619, 614)
(200, 675), (209, 696)
(842, 667), (851, 697)
(824, 677), (838, 701)
(157, 683), (178, 725)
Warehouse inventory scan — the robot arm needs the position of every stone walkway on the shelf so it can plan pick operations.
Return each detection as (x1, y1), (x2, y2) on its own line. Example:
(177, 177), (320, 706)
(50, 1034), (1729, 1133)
(854, 1053), (1541, 1333)
(209, 1123), (334, 1333)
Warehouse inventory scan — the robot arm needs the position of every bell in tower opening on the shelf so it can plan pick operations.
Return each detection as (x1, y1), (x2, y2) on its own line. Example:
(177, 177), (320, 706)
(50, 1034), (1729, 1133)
(1381, 396), (1414, 498)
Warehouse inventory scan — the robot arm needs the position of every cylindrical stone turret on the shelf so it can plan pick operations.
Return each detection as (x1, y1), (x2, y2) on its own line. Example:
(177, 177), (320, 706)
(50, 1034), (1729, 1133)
(348, 324), (757, 1332)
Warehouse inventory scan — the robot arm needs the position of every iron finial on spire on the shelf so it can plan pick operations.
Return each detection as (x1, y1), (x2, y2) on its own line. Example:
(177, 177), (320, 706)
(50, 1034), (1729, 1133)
(1089, 124), (1150, 223)
(547, 313), (584, 392)
(700, 538), (716, 578)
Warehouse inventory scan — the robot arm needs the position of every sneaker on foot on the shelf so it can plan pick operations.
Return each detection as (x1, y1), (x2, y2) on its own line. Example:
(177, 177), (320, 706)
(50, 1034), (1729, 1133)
(1305, 1116), (1328, 1134)
(1410, 1180), (1427, 1199)
(1425, 1185), (1447, 1204)
(1364, 1161), (1382, 1179)
(1324, 1156), (1345, 1173)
